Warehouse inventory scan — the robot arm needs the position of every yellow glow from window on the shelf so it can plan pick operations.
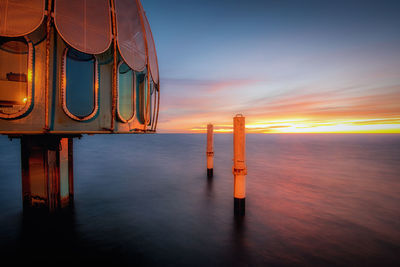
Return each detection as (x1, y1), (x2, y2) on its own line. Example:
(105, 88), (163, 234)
(22, 97), (28, 103)
(27, 69), (32, 83)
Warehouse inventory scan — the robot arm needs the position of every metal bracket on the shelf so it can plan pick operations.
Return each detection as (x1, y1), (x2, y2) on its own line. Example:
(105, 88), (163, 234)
(233, 167), (247, 175)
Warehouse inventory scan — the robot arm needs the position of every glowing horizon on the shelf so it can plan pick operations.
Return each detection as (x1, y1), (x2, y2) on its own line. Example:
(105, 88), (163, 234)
(155, 77), (400, 133)
(190, 119), (400, 134)
(143, 0), (400, 134)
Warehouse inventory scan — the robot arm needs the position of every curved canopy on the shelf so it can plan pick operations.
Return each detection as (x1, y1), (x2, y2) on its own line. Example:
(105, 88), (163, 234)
(115, 0), (146, 72)
(143, 13), (159, 85)
(0, 0), (158, 79)
(54, 0), (112, 54)
(0, 0), (45, 37)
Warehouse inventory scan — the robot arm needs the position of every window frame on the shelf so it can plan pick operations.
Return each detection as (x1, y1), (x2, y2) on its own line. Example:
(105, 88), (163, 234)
(0, 36), (34, 119)
(116, 61), (135, 123)
(61, 47), (99, 121)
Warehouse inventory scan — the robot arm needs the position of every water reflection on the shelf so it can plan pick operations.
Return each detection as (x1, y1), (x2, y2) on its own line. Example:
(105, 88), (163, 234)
(15, 209), (77, 264)
(232, 215), (247, 251)
(0, 134), (399, 265)
(206, 176), (213, 194)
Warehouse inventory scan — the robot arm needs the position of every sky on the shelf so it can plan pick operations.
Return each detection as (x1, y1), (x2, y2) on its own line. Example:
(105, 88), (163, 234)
(142, 0), (400, 133)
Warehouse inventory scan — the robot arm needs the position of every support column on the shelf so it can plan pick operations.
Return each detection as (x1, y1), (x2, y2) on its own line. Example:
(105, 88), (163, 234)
(233, 115), (247, 216)
(206, 123), (214, 178)
(21, 135), (74, 212)
(68, 138), (74, 203)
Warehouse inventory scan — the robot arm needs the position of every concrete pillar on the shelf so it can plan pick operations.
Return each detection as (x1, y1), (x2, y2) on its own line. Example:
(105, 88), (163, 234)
(21, 136), (74, 212)
(206, 123), (214, 178)
(233, 115), (247, 216)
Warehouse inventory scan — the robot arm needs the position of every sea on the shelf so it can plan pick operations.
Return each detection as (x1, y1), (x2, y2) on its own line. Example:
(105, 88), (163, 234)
(0, 134), (399, 266)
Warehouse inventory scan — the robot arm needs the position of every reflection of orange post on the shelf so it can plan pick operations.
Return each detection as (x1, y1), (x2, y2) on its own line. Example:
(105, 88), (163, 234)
(21, 136), (74, 212)
(233, 114), (247, 216)
(207, 124), (214, 177)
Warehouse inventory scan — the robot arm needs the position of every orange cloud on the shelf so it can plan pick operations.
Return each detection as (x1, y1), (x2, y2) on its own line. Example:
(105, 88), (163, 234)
(157, 78), (400, 133)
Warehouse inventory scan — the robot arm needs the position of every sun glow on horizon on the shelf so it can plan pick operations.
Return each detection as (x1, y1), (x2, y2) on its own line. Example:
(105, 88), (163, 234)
(144, 1), (400, 135)
(189, 118), (400, 134)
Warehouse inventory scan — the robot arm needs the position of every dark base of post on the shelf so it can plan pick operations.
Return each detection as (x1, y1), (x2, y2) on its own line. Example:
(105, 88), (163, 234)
(207, 168), (213, 178)
(234, 198), (245, 216)
(21, 135), (74, 213)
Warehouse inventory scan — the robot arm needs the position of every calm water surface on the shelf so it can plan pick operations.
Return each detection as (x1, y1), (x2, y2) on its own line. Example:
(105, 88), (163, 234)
(0, 134), (399, 266)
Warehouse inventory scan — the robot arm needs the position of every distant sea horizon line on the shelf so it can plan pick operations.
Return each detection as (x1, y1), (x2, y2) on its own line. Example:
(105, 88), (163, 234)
(156, 132), (400, 134)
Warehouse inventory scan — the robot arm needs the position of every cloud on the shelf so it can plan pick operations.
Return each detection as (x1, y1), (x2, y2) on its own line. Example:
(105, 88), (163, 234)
(156, 80), (400, 133)
(242, 85), (400, 119)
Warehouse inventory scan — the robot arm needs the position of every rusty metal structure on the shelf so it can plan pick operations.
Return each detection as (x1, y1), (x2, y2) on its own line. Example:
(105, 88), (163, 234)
(0, 0), (160, 211)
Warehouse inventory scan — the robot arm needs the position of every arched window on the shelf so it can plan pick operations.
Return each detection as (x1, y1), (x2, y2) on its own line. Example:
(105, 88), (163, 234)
(117, 62), (135, 122)
(61, 47), (99, 121)
(148, 78), (156, 126)
(0, 37), (33, 119)
(136, 72), (148, 124)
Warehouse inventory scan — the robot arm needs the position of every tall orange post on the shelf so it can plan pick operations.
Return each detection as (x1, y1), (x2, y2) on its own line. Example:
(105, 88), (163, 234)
(206, 123), (214, 177)
(233, 114), (247, 216)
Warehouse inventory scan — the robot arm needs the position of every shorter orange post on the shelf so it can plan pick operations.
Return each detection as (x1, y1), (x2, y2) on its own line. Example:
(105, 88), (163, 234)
(233, 114), (247, 216)
(206, 123), (214, 177)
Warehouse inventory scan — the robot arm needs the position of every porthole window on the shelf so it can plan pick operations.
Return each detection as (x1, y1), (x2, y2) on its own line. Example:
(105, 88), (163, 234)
(117, 62), (135, 122)
(0, 37), (33, 119)
(61, 47), (99, 121)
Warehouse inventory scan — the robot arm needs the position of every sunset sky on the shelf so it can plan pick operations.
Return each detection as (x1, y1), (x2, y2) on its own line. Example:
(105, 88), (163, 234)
(143, 0), (400, 133)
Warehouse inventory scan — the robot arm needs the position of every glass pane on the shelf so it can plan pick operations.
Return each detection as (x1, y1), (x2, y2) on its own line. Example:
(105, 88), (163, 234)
(148, 79), (155, 125)
(66, 49), (95, 117)
(118, 63), (134, 120)
(136, 72), (147, 124)
(0, 38), (28, 114)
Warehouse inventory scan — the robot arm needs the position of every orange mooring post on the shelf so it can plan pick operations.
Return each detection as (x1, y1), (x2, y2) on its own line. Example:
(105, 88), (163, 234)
(233, 114), (247, 216)
(207, 123), (214, 177)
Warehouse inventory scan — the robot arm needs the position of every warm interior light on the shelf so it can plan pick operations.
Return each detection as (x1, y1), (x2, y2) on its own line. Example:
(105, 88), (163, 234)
(22, 97), (28, 103)
(27, 70), (33, 83)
